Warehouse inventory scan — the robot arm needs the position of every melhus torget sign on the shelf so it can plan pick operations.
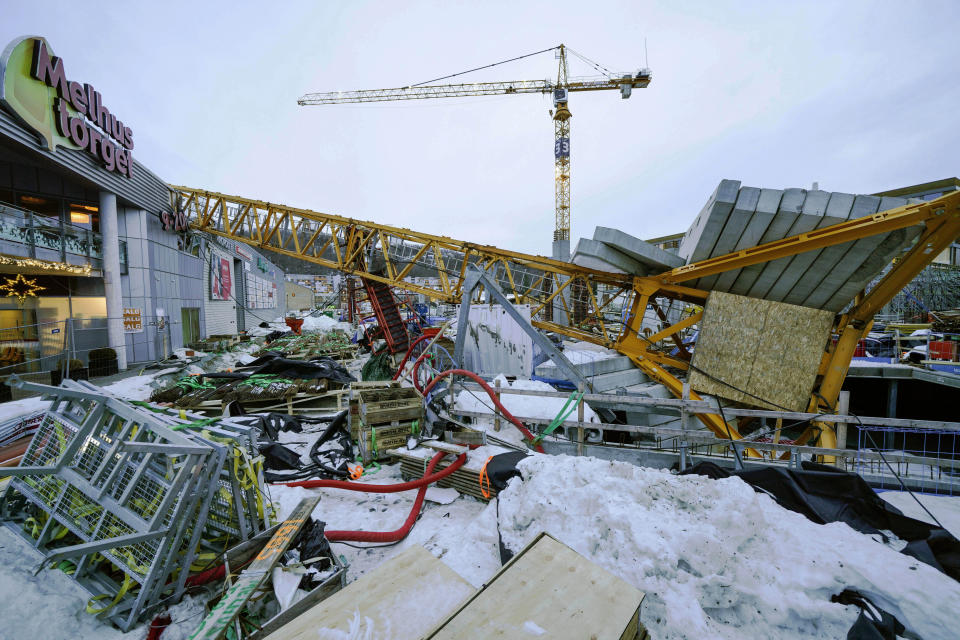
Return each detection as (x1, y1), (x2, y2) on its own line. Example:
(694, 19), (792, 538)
(0, 36), (134, 178)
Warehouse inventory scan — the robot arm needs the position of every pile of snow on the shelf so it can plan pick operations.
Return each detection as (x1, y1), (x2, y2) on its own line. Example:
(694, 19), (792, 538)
(300, 314), (351, 333)
(246, 320), (289, 337)
(0, 528), (138, 639)
(496, 455), (960, 640)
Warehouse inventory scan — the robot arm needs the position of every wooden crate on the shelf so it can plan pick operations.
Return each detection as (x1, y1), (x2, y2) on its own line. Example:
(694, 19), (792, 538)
(425, 532), (646, 639)
(356, 420), (421, 464)
(357, 387), (423, 424)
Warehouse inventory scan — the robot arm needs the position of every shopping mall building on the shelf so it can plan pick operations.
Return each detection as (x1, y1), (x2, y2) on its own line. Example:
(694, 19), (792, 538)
(0, 36), (287, 377)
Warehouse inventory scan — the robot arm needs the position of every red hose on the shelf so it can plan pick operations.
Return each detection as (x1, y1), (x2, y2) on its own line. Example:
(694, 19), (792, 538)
(392, 334), (433, 380)
(325, 450), (449, 542)
(184, 453), (465, 591)
(421, 369), (545, 453)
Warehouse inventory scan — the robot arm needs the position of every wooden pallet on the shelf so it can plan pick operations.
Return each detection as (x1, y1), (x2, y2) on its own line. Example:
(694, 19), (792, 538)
(176, 388), (350, 416)
(390, 447), (497, 501)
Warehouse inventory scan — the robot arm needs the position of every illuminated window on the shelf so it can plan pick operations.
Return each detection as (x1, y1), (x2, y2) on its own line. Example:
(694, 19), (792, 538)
(68, 203), (98, 229)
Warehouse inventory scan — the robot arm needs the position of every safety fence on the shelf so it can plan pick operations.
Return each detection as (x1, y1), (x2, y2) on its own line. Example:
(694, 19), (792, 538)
(0, 314), (173, 402)
(854, 425), (960, 496)
(447, 382), (960, 494)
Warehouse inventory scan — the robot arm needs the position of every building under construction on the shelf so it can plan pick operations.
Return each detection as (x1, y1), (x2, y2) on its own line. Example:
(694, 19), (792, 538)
(1, 33), (959, 640)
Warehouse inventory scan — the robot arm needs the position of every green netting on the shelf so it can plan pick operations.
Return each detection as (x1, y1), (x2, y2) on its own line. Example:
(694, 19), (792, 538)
(361, 352), (394, 381)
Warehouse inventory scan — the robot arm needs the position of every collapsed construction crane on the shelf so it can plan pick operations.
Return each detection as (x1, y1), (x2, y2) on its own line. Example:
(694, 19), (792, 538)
(170, 185), (960, 455)
(297, 44), (652, 259)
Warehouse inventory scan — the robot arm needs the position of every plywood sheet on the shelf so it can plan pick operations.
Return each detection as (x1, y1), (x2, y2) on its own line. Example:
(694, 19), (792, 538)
(690, 291), (833, 411)
(269, 545), (475, 640)
(427, 533), (644, 640)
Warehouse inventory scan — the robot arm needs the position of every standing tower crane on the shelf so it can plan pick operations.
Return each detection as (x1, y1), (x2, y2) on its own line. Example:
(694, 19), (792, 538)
(297, 44), (651, 260)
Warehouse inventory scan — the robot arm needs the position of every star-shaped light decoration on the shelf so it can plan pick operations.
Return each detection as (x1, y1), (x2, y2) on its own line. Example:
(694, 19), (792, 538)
(0, 274), (44, 304)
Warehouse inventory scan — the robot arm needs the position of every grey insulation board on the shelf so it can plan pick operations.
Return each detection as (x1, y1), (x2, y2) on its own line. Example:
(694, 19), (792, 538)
(711, 188), (783, 292)
(782, 192), (857, 305)
(730, 187), (807, 296)
(592, 227), (684, 271)
(677, 179), (741, 264)
(694, 186), (761, 291)
(801, 194), (884, 309)
(762, 190), (850, 303)
(823, 196), (920, 311)
(570, 238), (642, 275)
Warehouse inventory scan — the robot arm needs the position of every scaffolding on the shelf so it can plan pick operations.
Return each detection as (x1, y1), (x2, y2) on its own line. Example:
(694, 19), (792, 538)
(0, 377), (270, 631)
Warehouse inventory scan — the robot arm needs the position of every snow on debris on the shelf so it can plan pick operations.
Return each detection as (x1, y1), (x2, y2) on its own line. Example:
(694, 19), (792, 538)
(455, 375), (600, 424)
(538, 347), (619, 369)
(880, 490), (960, 540)
(496, 455), (960, 640)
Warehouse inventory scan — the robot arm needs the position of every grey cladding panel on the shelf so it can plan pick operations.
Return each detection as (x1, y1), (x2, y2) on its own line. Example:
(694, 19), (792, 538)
(730, 188), (806, 296)
(711, 188), (782, 292)
(678, 179), (740, 263)
(695, 186), (761, 291)
(782, 192), (856, 305)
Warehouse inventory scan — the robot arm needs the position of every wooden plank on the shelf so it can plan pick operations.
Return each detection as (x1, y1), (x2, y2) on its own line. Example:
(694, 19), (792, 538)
(189, 497), (319, 640)
(268, 545), (475, 640)
(426, 532), (644, 639)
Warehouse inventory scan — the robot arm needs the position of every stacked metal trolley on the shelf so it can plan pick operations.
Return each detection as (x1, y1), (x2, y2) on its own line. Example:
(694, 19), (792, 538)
(0, 376), (272, 631)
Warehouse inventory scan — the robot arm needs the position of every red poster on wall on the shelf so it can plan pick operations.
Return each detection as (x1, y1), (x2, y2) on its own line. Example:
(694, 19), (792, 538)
(210, 257), (232, 300)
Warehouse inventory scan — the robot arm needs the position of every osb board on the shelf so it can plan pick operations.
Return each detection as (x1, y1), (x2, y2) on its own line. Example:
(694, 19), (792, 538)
(426, 532), (644, 640)
(690, 291), (833, 411)
(267, 545), (474, 640)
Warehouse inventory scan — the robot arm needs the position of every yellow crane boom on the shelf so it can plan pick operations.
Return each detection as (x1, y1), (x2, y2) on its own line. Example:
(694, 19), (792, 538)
(297, 44), (652, 252)
(171, 185), (960, 453)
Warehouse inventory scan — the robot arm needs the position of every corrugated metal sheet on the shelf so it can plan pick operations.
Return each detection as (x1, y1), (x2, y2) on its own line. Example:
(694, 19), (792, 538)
(460, 304), (533, 377)
(0, 107), (170, 213)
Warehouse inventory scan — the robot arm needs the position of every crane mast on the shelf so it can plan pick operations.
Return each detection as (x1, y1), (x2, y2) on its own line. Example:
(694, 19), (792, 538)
(552, 45), (572, 258)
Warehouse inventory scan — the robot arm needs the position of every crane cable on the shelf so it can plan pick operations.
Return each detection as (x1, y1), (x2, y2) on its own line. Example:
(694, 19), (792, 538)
(565, 46), (617, 78)
(408, 46), (560, 88)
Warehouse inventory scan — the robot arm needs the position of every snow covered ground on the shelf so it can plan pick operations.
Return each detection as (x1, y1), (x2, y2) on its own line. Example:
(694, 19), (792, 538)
(5, 354), (960, 639)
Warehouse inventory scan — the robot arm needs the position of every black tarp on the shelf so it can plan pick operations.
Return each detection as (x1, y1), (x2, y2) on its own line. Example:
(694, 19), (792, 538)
(680, 461), (960, 582)
(210, 353), (356, 386)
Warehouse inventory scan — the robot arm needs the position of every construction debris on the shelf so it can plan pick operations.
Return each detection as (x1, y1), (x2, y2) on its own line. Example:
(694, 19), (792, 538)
(0, 377), (270, 631)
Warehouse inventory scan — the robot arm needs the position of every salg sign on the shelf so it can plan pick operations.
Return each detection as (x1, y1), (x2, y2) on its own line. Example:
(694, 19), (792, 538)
(0, 36), (134, 178)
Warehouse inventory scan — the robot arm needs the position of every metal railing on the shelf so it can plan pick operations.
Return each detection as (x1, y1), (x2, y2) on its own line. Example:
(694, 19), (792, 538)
(1, 314), (174, 402)
(0, 201), (120, 270)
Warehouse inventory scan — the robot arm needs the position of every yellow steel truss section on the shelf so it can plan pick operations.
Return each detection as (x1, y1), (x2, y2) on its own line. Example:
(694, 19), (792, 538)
(171, 186), (960, 454)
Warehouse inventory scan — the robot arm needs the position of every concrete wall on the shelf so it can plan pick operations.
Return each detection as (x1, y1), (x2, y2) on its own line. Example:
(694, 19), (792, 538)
(285, 281), (314, 312)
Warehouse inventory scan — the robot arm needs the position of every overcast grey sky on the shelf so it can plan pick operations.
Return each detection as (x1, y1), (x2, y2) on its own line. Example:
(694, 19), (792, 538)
(5, 1), (958, 256)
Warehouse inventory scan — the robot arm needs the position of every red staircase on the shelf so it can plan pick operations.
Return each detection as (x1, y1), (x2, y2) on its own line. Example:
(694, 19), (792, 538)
(362, 279), (410, 354)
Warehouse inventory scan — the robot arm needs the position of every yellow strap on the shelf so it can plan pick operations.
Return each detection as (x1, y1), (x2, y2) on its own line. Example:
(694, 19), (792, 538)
(86, 572), (134, 615)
